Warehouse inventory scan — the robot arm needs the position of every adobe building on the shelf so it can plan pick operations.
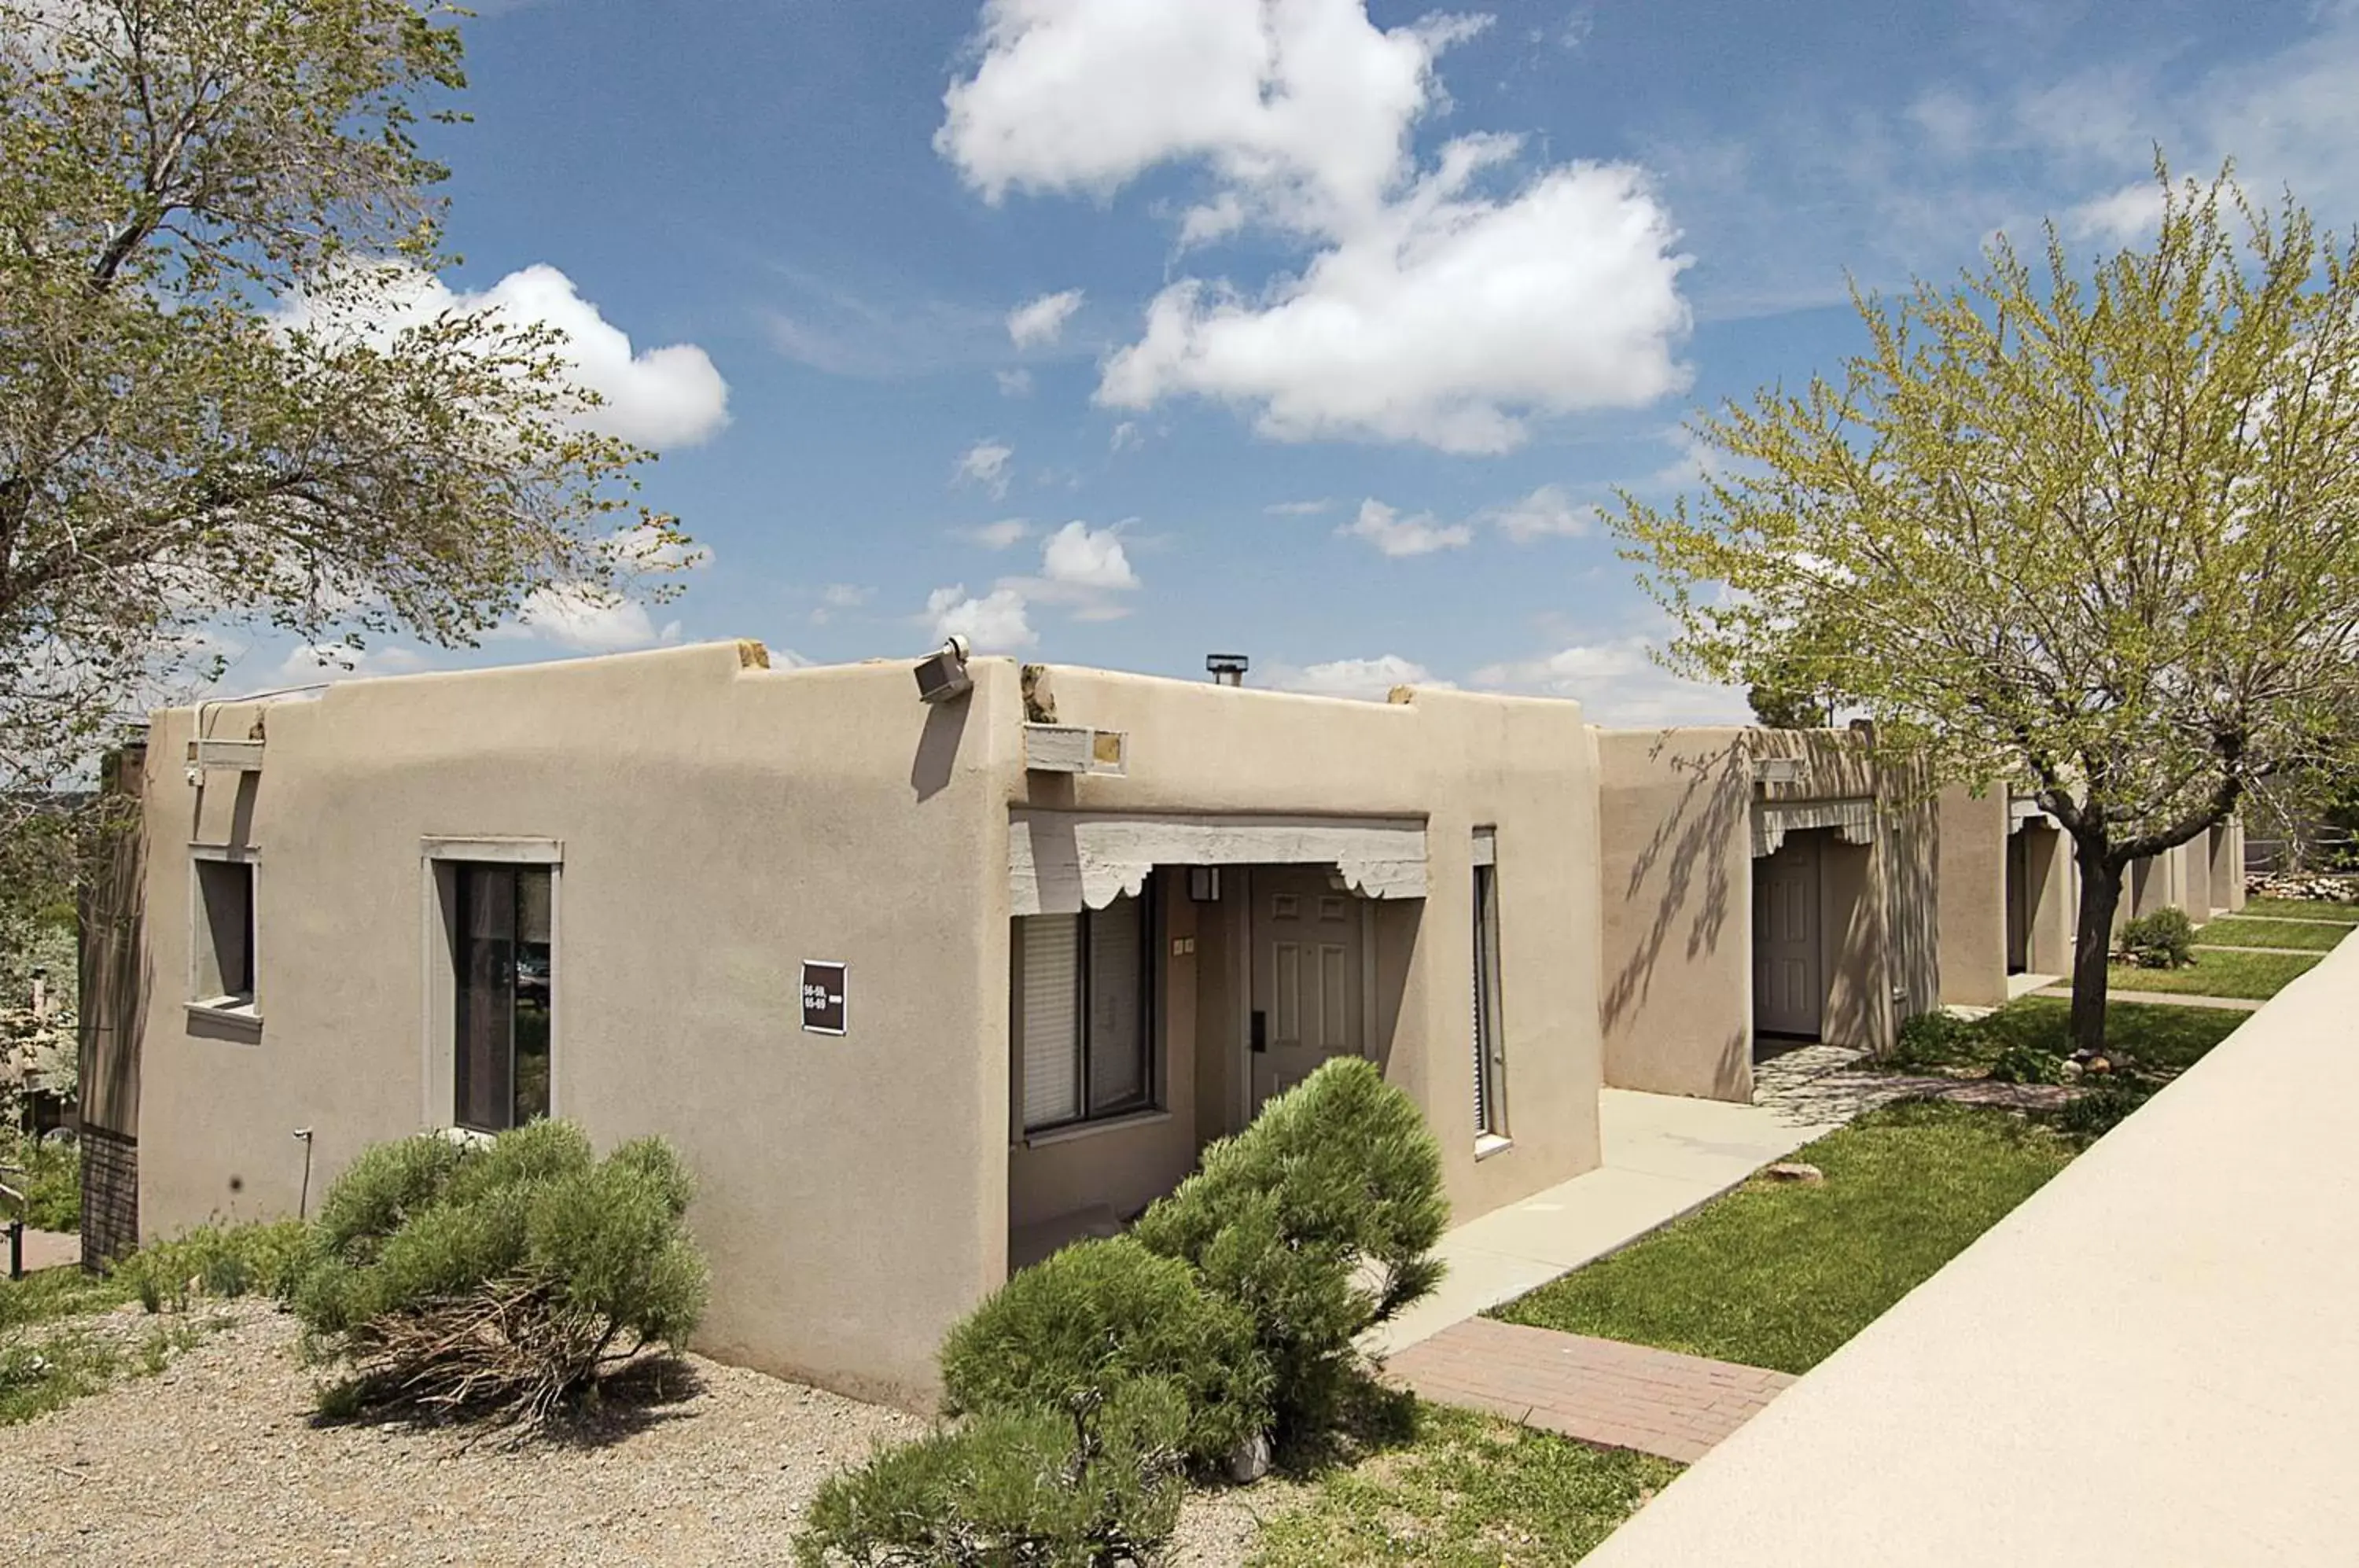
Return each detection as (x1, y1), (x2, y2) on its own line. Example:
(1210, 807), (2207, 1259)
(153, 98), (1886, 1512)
(94, 641), (1604, 1408)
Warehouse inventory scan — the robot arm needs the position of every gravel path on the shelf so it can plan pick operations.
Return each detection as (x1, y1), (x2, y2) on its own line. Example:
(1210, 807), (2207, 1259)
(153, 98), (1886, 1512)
(0, 1301), (1288, 1566)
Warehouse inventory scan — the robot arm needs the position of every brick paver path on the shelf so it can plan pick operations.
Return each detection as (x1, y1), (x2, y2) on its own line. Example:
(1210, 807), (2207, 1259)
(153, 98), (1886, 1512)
(1386, 1316), (1795, 1463)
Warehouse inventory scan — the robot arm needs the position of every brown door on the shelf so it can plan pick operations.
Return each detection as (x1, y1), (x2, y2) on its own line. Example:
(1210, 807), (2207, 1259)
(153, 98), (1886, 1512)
(1753, 834), (1824, 1038)
(1249, 867), (1364, 1114)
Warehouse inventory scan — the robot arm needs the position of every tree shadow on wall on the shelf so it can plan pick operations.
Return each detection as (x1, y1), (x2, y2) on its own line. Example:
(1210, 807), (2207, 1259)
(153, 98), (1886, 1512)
(1600, 735), (1746, 1092)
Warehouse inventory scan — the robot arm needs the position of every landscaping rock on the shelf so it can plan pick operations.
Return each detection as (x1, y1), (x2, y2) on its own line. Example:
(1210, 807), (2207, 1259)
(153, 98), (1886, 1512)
(1227, 1430), (1273, 1484)
(1762, 1163), (1824, 1184)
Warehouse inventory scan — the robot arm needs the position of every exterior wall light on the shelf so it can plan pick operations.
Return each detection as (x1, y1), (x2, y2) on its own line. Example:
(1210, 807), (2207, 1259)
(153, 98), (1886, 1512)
(915, 635), (973, 704)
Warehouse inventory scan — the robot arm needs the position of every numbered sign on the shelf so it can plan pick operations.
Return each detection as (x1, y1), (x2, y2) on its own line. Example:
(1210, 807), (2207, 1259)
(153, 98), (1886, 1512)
(800, 960), (848, 1036)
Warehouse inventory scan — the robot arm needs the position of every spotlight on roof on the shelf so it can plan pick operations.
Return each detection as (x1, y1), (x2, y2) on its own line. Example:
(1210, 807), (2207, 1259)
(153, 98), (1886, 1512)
(915, 635), (973, 704)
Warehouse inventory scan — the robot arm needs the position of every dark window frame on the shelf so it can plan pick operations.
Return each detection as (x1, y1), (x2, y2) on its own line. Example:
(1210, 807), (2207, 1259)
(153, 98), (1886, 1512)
(1017, 874), (1161, 1136)
(452, 862), (554, 1134)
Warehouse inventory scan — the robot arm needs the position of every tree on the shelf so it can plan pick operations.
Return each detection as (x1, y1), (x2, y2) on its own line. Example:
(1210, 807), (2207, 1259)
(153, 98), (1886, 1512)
(1611, 164), (2359, 1055)
(0, 0), (685, 807)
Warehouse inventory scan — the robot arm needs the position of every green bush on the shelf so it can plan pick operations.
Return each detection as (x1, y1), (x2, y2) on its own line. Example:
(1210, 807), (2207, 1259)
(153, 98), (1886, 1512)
(112, 1220), (318, 1315)
(795, 1378), (1190, 1568)
(1985, 1043), (2067, 1085)
(940, 1236), (1272, 1467)
(2118, 908), (2196, 970)
(291, 1123), (708, 1426)
(2, 1136), (80, 1231)
(2052, 1082), (2151, 1140)
(1132, 1057), (1447, 1440)
(1889, 1010), (1981, 1071)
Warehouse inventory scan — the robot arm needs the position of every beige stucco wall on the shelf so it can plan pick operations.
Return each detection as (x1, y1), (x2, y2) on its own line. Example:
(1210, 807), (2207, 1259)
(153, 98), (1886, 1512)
(138, 644), (1016, 1410)
(2019, 822), (2076, 977)
(1593, 728), (1753, 1101)
(1934, 789), (2008, 1007)
(1002, 669), (1606, 1226)
(133, 644), (1610, 1407)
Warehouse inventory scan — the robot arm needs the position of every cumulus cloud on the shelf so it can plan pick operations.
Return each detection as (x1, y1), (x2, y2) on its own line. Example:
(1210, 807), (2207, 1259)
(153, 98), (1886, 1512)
(1470, 635), (1747, 726)
(939, 0), (1691, 451)
(1488, 484), (1595, 542)
(954, 439), (1016, 498)
(499, 586), (683, 654)
(926, 583), (1037, 650)
(1109, 421), (1143, 453)
(960, 518), (1035, 549)
(1007, 288), (1085, 347)
(1338, 498), (1471, 557)
(278, 262), (730, 448)
(1274, 653), (1449, 700)
(1038, 520), (1139, 591)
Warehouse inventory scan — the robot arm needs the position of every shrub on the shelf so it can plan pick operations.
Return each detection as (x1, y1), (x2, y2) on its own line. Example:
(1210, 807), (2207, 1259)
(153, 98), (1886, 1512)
(794, 1378), (1190, 1568)
(2118, 908), (2195, 970)
(940, 1236), (1272, 1467)
(291, 1122), (708, 1426)
(1, 1135), (80, 1231)
(1985, 1043), (2067, 1086)
(1888, 1010), (1982, 1071)
(113, 1220), (318, 1315)
(1132, 1057), (1446, 1440)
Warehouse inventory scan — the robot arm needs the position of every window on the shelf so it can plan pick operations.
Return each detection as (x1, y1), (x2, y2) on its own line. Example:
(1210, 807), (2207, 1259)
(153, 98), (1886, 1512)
(453, 863), (554, 1132)
(1472, 830), (1507, 1142)
(193, 856), (256, 1009)
(1014, 882), (1156, 1135)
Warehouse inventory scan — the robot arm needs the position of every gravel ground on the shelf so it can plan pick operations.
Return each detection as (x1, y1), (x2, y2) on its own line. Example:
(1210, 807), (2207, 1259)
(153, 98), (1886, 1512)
(0, 1300), (1290, 1566)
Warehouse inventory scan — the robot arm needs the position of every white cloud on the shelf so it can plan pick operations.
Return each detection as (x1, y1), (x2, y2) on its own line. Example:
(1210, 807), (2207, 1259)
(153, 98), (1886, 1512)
(953, 439), (1016, 498)
(1007, 288), (1085, 347)
(1274, 653), (1450, 700)
(2068, 180), (2166, 240)
(961, 518), (1035, 549)
(605, 520), (713, 572)
(996, 367), (1036, 396)
(270, 642), (437, 686)
(1265, 497), (1333, 516)
(1109, 420), (1143, 453)
(502, 586), (683, 654)
(1471, 636), (1748, 726)
(811, 583), (873, 626)
(278, 262), (730, 448)
(926, 583), (1036, 650)
(1489, 483), (1595, 543)
(1037, 520), (1139, 591)
(1338, 498), (1472, 557)
(940, 1), (1691, 452)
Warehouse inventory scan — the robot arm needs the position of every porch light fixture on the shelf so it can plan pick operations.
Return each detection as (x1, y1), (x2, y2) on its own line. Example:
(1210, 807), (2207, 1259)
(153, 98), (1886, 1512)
(1206, 653), (1249, 686)
(915, 635), (973, 704)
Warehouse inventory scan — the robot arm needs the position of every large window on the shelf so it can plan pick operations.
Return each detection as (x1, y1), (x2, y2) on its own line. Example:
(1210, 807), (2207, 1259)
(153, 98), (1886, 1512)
(1014, 883), (1156, 1135)
(454, 863), (554, 1132)
(1473, 830), (1507, 1142)
(192, 856), (256, 1009)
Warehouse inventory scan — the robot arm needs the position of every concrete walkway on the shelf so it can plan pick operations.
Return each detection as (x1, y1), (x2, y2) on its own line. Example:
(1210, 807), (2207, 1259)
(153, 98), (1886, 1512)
(8, 1227), (79, 1275)
(1386, 1317), (1794, 1463)
(2194, 943), (2335, 957)
(2033, 985), (2261, 1011)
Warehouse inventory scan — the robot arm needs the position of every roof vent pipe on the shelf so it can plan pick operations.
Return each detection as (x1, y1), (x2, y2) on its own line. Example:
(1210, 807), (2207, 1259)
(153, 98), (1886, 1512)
(1206, 653), (1249, 686)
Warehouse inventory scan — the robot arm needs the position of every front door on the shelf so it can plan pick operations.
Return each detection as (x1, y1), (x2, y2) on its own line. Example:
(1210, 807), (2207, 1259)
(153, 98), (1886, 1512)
(1249, 867), (1364, 1113)
(1754, 834), (1824, 1039)
(2005, 830), (2031, 974)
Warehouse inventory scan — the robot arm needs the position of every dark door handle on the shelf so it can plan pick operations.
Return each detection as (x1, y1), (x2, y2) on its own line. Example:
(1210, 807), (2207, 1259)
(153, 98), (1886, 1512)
(1250, 1010), (1267, 1053)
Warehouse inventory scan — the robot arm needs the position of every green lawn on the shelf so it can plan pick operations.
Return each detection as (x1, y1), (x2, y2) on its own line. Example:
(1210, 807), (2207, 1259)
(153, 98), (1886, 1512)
(2244, 896), (2359, 921)
(2108, 947), (2320, 999)
(1249, 1402), (1679, 1568)
(1492, 1101), (2077, 1376)
(1968, 997), (2245, 1077)
(2194, 915), (2351, 953)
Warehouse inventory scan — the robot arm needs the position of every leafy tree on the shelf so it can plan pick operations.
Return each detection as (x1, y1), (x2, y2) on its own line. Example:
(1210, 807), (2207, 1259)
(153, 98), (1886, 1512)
(0, 0), (686, 807)
(1612, 164), (2359, 1055)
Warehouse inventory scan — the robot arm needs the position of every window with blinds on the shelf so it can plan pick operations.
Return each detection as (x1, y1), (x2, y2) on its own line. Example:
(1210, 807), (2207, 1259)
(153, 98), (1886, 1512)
(1473, 830), (1507, 1140)
(1014, 881), (1156, 1135)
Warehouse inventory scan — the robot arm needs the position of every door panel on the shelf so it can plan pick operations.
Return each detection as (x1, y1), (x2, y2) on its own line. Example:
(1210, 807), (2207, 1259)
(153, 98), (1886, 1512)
(1753, 835), (1824, 1038)
(1252, 867), (1365, 1112)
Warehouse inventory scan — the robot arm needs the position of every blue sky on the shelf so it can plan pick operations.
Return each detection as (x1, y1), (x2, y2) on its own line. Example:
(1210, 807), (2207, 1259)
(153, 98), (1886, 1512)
(225, 0), (2359, 724)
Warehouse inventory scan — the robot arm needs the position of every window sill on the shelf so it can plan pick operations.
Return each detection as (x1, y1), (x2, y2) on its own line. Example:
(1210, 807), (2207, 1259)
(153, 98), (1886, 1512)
(185, 999), (263, 1041)
(1021, 1109), (1171, 1150)
(1474, 1132), (1514, 1161)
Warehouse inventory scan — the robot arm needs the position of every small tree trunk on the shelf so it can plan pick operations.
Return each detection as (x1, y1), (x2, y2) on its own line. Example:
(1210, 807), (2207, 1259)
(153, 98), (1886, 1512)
(2069, 841), (2125, 1058)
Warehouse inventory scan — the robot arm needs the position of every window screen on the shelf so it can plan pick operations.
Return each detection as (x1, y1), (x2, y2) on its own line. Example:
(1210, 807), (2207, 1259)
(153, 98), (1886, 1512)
(1020, 913), (1082, 1130)
(1014, 882), (1155, 1134)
